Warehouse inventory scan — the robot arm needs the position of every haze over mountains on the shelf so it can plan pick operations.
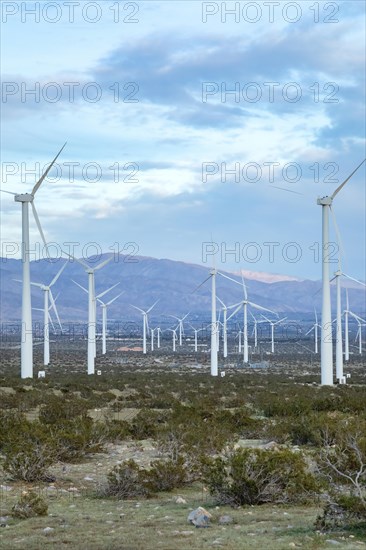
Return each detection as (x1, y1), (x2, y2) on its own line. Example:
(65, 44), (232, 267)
(0, 254), (365, 323)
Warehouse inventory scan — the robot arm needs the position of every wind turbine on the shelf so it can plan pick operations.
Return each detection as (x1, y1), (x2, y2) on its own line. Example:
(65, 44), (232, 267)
(351, 313), (366, 355)
(1, 143), (67, 378)
(97, 290), (123, 355)
(305, 309), (321, 354)
(130, 301), (158, 354)
(156, 327), (162, 349)
(73, 279), (120, 355)
(68, 254), (114, 374)
(167, 313), (190, 346)
(219, 271), (275, 363)
(189, 324), (205, 353)
(192, 269), (218, 376)
(166, 326), (178, 352)
(316, 158), (365, 385)
(26, 261), (67, 365)
(261, 315), (287, 353)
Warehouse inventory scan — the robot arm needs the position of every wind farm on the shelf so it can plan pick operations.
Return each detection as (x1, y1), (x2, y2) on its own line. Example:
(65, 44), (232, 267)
(1, 4), (365, 548)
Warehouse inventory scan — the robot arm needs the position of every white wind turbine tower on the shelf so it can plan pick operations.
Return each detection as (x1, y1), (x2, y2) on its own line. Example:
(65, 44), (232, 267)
(189, 324), (205, 353)
(168, 313), (189, 346)
(97, 290), (123, 355)
(32, 292), (61, 356)
(193, 269), (218, 376)
(316, 159), (365, 385)
(150, 328), (155, 351)
(28, 261), (67, 365)
(68, 255), (114, 374)
(130, 301), (158, 354)
(1, 144), (67, 378)
(73, 279), (119, 356)
(261, 315), (287, 353)
(166, 326), (178, 352)
(156, 327), (162, 349)
(305, 309), (321, 354)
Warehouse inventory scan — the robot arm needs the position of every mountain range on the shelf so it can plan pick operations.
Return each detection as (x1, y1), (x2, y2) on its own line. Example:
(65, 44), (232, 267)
(0, 254), (365, 323)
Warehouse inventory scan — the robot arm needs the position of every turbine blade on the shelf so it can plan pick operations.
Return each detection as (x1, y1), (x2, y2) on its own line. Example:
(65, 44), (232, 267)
(31, 201), (49, 257)
(31, 142), (67, 195)
(227, 303), (242, 321)
(227, 300), (244, 310)
(329, 206), (344, 270)
(94, 255), (114, 271)
(49, 261), (68, 287)
(147, 299), (159, 313)
(305, 326), (315, 336)
(72, 279), (88, 294)
(106, 291), (124, 306)
(331, 158), (366, 199)
(130, 304), (145, 314)
(241, 271), (248, 301)
(269, 185), (303, 195)
(343, 273), (366, 287)
(0, 189), (17, 196)
(217, 296), (225, 308)
(49, 288), (62, 330)
(248, 302), (275, 314)
(97, 282), (120, 299)
(191, 273), (212, 293)
(218, 272), (242, 286)
(30, 282), (43, 288)
(62, 250), (89, 269)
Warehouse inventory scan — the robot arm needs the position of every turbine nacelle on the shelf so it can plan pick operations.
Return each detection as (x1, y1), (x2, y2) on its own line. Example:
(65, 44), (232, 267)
(317, 196), (332, 206)
(14, 193), (34, 203)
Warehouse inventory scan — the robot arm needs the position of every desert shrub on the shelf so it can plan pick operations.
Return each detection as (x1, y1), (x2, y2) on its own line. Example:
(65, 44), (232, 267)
(1, 416), (56, 481)
(11, 490), (48, 519)
(3, 438), (56, 482)
(144, 456), (188, 493)
(129, 409), (166, 439)
(157, 403), (237, 457)
(51, 418), (106, 462)
(102, 460), (150, 499)
(39, 396), (89, 425)
(104, 419), (131, 442)
(315, 422), (366, 505)
(266, 413), (341, 447)
(203, 447), (319, 507)
(315, 496), (366, 532)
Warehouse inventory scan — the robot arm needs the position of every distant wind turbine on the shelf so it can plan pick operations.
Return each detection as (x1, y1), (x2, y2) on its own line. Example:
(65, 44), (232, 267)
(261, 315), (287, 353)
(130, 301), (159, 354)
(219, 271), (275, 363)
(305, 309), (321, 354)
(26, 261), (67, 365)
(68, 254), (114, 373)
(168, 313), (190, 346)
(97, 290), (124, 355)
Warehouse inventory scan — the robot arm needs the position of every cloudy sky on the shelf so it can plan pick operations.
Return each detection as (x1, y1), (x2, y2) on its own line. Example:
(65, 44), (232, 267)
(1, 0), (365, 280)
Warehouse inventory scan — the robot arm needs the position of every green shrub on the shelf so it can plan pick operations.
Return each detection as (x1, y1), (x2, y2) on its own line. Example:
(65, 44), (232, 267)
(11, 490), (48, 519)
(1, 418), (56, 482)
(102, 460), (150, 499)
(203, 447), (319, 507)
(315, 497), (366, 532)
(51, 418), (106, 462)
(144, 456), (188, 493)
(39, 396), (89, 425)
